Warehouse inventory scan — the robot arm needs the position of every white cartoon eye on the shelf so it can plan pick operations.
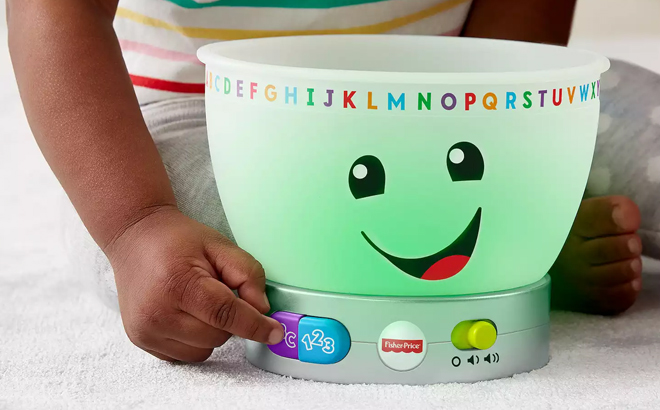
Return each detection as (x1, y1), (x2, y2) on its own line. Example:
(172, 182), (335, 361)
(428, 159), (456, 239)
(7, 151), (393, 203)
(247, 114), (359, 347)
(352, 164), (368, 179)
(449, 148), (465, 164)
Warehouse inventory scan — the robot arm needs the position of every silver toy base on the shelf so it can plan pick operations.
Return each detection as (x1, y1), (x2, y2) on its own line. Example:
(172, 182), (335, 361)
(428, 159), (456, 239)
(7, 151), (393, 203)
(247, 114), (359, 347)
(247, 276), (550, 384)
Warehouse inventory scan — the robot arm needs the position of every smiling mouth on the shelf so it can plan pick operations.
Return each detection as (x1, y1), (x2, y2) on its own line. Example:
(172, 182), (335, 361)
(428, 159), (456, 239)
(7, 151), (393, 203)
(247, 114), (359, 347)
(361, 208), (482, 281)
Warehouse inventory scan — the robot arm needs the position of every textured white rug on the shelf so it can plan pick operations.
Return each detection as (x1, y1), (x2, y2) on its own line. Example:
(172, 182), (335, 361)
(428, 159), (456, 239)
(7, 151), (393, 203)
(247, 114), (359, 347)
(3, 28), (660, 410)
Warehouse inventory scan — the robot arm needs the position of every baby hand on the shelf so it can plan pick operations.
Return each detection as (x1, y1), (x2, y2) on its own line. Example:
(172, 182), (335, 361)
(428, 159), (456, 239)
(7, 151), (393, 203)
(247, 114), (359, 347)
(105, 206), (284, 362)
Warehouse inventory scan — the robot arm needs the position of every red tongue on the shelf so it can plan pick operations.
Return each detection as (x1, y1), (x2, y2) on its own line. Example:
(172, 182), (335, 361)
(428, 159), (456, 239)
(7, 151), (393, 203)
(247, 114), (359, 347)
(421, 255), (470, 280)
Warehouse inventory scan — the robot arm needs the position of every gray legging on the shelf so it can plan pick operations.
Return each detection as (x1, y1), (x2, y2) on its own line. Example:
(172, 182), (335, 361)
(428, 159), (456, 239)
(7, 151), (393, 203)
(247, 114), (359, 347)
(61, 59), (660, 311)
(586, 60), (660, 257)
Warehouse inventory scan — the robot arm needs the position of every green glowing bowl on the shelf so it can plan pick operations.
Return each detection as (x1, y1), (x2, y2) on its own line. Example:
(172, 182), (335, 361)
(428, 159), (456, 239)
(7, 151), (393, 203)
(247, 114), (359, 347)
(198, 35), (609, 297)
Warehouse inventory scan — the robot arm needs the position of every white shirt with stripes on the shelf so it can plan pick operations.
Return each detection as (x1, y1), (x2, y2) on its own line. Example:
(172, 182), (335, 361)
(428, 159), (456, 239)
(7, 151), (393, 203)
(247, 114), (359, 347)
(114, 0), (474, 104)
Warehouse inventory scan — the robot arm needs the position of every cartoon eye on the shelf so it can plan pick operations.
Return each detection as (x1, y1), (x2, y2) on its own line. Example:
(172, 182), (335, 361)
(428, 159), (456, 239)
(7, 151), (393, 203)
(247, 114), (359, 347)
(447, 142), (484, 182)
(349, 155), (385, 199)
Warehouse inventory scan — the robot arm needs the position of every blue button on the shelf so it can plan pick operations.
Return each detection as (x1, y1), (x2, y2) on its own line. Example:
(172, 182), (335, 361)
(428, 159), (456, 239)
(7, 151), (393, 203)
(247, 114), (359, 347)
(298, 316), (350, 364)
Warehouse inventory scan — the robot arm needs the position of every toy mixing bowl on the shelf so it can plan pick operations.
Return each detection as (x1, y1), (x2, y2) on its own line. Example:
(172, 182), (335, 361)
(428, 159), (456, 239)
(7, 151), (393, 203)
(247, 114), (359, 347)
(199, 35), (608, 385)
(198, 35), (608, 297)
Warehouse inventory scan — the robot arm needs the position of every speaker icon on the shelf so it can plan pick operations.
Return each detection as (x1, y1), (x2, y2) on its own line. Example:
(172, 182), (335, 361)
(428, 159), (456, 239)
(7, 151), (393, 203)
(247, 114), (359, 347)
(484, 353), (500, 363)
(467, 355), (479, 365)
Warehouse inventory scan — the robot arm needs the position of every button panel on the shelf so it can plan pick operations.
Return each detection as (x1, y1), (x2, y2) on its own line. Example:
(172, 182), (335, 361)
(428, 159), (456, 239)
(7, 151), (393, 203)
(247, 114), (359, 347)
(268, 311), (351, 365)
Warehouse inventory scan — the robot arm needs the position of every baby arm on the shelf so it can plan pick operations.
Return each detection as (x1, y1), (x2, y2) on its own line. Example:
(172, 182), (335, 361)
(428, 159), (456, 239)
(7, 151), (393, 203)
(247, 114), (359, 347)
(462, 0), (576, 46)
(8, 0), (282, 361)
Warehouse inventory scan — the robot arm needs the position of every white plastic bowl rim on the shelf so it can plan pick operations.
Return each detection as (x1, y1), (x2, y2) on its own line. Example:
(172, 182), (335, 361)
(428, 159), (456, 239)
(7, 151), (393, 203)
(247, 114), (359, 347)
(197, 35), (611, 86)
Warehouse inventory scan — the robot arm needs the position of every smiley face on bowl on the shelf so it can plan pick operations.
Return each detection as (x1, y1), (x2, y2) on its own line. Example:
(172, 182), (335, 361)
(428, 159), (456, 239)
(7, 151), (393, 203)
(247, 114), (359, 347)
(352, 142), (484, 281)
(206, 103), (598, 298)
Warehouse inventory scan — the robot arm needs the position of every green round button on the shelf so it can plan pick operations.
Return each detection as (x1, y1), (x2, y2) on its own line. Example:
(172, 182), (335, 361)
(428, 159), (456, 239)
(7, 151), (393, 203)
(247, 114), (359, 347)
(467, 321), (497, 350)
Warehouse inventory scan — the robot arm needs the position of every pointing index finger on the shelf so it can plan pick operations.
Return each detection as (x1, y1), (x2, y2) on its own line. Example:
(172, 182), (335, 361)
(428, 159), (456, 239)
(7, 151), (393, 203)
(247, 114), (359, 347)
(180, 275), (283, 345)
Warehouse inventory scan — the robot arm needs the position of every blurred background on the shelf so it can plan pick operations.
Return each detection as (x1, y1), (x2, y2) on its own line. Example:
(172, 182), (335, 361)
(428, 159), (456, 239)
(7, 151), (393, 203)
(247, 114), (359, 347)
(572, 0), (660, 74)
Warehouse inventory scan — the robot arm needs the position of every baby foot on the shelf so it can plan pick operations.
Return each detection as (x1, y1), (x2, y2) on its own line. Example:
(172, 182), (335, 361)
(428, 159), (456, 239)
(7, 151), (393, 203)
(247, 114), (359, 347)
(550, 196), (642, 315)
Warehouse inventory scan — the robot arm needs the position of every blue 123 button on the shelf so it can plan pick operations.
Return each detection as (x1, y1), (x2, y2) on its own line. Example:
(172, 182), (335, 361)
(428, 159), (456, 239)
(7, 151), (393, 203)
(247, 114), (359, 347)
(268, 312), (351, 364)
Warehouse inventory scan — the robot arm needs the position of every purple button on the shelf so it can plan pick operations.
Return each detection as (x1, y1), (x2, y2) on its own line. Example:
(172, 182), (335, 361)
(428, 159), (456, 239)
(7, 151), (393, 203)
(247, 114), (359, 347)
(268, 311), (304, 359)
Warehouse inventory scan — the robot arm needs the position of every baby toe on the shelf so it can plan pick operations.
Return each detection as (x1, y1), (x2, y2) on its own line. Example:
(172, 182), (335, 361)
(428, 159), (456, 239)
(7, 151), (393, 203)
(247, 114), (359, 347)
(581, 234), (642, 266)
(574, 196), (641, 238)
(611, 196), (642, 233)
(586, 279), (641, 316)
(581, 257), (642, 287)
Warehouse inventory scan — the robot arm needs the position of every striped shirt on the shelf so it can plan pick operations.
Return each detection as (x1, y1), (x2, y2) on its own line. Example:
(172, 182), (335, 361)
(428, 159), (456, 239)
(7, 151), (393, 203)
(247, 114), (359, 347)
(114, 0), (474, 104)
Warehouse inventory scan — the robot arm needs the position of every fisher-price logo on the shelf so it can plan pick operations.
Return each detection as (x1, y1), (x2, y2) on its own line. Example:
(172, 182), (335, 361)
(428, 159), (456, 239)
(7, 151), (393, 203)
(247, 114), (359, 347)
(381, 339), (424, 354)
